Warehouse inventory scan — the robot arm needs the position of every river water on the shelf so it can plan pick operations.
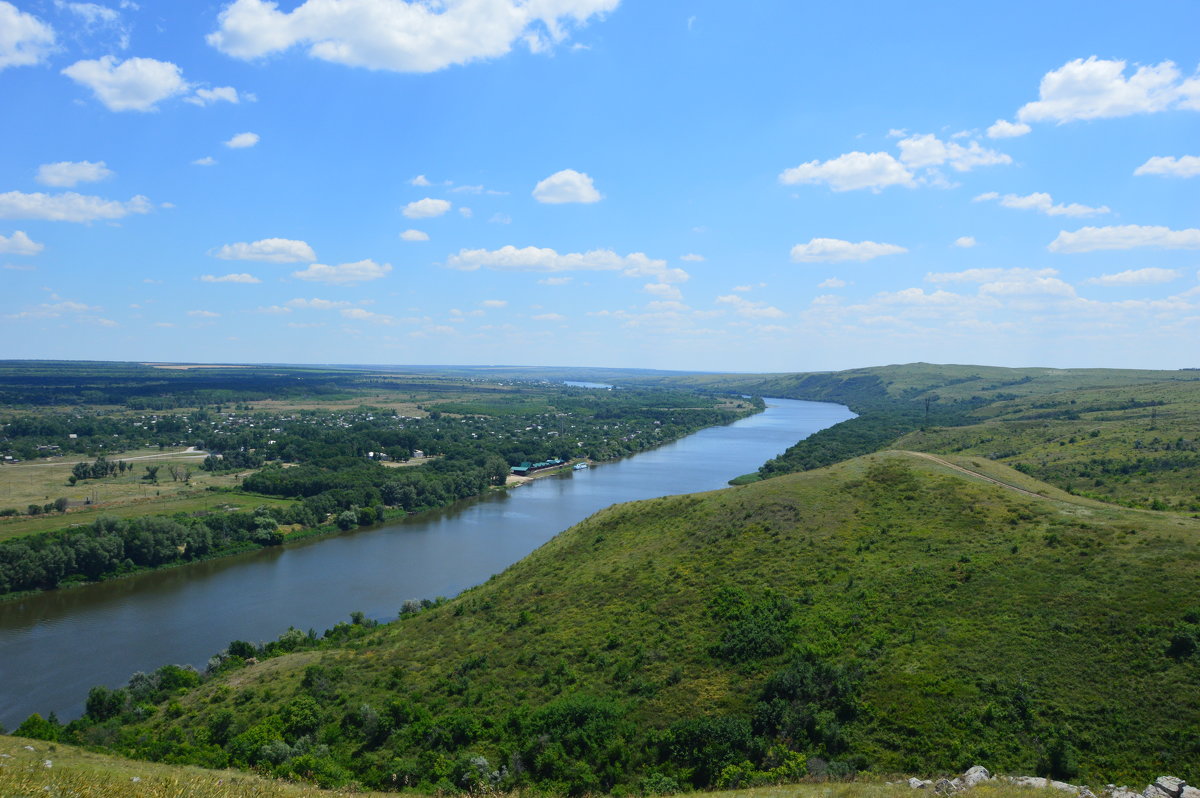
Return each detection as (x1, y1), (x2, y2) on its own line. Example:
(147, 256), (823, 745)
(0, 398), (852, 729)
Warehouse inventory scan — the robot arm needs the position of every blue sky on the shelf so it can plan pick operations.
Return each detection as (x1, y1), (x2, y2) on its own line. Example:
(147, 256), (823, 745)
(1, 0), (1198, 371)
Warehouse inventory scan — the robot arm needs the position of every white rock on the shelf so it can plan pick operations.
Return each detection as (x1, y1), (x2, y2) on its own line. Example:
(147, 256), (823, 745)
(963, 766), (991, 788)
(42, 759), (52, 768)
(1051, 781), (1081, 793)
(22, 745), (34, 751)
(1152, 779), (1187, 798)
(910, 777), (931, 789)
(934, 778), (959, 794)
(1179, 787), (1200, 798)
(1009, 776), (1051, 788)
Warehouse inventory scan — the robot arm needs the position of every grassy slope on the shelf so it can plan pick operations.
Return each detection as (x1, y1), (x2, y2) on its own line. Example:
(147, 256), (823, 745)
(0, 735), (389, 797)
(895, 377), (1200, 509)
(107, 452), (1200, 787)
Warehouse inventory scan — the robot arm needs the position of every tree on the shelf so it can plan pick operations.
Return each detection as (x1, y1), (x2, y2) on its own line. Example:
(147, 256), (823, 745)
(144, 465), (160, 483)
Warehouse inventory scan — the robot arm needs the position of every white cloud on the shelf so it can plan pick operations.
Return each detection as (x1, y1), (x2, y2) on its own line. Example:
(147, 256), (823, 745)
(0, 190), (150, 222)
(0, 230), (44, 255)
(7, 299), (101, 319)
(818, 277), (847, 288)
(1017, 57), (1200, 124)
(192, 156), (217, 166)
(62, 56), (188, 112)
(256, 305), (292, 314)
(644, 282), (682, 300)
(716, 294), (785, 319)
(979, 276), (1076, 298)
(224, 131), (259, 148)
(954, 236), (977, 248)
(986, 119), (1031, 138)
(974, 190), (1109, 217)
(1134, 155), (1200, 178)
(410, 175), (432, 186)
(680, 253), (705, 262)
(56, 2), (118, 25)
(926, 267), (1058, 284)
(538, 276), (572, 286)
(36, 160), (114, 187)
(213, 238), (316, 263)
(790, 238), (907, 263)
(200, 272), (261, 283)
(0, 2), (56, 70)
(400, 229), (429, 241)
(403, 198), (451, 218)
(480, 299), (507, 308)
(286, 297), (352, 310)
(779, 151), (913, 192)
(532, 169), (602, 203)
(187, 86), (245, 106)
(489, 212), (512, 224)
(207, 0), (618, 72)
(896, 133), (1011, 171)
(187, 309), (220, 318)
(1048, 225), (1200, 253)
(532, 312), (566, 321)
(446, 246), (680, 284)
(291, 258), (391, 284)
(340, 307), (398, 325)
(458, 206), (473, 218)
(1084, 268), (1180, 286)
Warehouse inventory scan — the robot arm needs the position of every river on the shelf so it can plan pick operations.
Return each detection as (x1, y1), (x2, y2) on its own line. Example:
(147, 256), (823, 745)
(0, 398), (853, 729)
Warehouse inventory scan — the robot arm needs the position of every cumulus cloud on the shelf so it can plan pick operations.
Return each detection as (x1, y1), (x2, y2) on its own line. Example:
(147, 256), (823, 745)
(400, 229), (429, 241)
(818, 277), (847, 288)
(340, 307), (398, 324)
(7, 299), (103, 319)
(187, 309), (220, 318)
(779, 151), (913, 192)
(1134, 155), (1200, 178)
(224, 131), (259, 148)
(644, 282), (682, 300)
(926, 267), (1059, 284)
(790, 238), (907, 263)
(62, 56), (189, 111)
(200, 272), (261, 283)
(187, 86), (246, 106)
(446, 246), (684, 284)
(1083, 267), (1180, 286)
(954, 236), (977, 248)
(286, 297), (352, 310)
(206, 0), (618, 72)
(532, 312), (566, 321)
(897, 133), (1011, 171)
(0, 2), (56, 70)
(480, 299), (507, 307)
(0, 190), (151, 222)
(974, 191), (1109, 217)
(716, 294), (785, 319)
(1048, 225), (1200, 253)
(0, 230), (44, 255)
(291, 258), (391, 284)
(986, 119), (1031, 138)
(213, 238), (316, 263)
(680, 253), (704, 262)
(1017, 57), (1200, 124)
(403, 198), (451, 218)
(410, 175), (432, 186)
(532, 169), (602, 203)
(538, 276), (571, 286)
(192, 156), (217, 166)
(36, 160), (113, 187)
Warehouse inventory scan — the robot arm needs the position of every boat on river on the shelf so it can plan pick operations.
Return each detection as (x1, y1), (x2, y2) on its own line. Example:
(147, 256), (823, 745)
(573, 462), (589, 470)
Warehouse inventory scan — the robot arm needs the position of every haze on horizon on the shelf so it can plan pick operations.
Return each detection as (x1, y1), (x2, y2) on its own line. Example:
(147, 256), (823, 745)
(1, 0), (1197, 372)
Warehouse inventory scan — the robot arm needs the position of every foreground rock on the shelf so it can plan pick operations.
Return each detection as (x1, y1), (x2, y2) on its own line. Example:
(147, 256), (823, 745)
(905, 766), (1194, 798)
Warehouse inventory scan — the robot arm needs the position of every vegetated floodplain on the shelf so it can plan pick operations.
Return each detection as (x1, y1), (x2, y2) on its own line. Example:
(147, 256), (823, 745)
(0, 361), (762, 598)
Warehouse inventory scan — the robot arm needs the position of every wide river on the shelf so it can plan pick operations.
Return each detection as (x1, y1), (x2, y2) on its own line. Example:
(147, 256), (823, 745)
(0, 398), (853, 729)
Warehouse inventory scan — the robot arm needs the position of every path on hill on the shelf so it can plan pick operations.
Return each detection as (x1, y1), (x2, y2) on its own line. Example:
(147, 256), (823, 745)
(900, 450), (1051, 500)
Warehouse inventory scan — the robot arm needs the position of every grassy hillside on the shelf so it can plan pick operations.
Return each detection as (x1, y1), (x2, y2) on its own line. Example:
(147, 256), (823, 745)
(0, 734), (390, 797)
(50, 452), (1200, 793)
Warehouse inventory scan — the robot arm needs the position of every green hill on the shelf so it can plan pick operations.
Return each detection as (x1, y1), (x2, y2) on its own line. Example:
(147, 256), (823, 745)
(51, 451), (1200, 793)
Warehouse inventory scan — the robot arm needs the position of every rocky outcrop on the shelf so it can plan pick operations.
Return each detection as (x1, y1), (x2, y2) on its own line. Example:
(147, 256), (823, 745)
(903, 766), (1194, 798)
